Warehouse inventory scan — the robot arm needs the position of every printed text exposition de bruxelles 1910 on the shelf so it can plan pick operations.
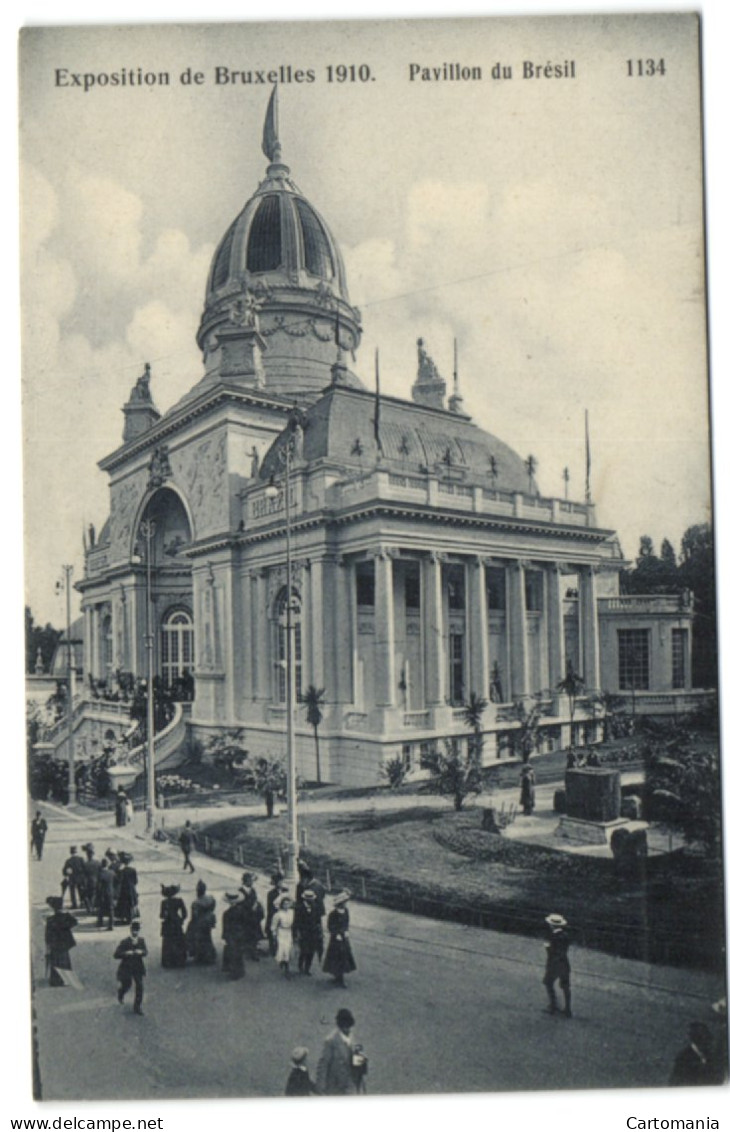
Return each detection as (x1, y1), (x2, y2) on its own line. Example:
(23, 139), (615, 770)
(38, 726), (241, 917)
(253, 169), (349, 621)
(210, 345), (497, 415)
(50, 59), (584, 94)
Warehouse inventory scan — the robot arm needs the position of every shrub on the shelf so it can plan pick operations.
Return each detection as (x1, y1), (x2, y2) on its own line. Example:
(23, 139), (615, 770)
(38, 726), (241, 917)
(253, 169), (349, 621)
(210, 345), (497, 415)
(380, 756), (410, 789)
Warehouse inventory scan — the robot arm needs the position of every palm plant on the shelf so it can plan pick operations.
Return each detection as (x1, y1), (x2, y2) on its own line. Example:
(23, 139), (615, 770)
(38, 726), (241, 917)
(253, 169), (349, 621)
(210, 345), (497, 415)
(303, 684), (326, 784)
(463, 691), (488, 765)
(557, 661), (586, 750)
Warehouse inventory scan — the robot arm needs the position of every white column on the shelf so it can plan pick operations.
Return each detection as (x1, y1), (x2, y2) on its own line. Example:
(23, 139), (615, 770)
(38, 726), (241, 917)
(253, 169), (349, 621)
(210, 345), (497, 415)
(373, 549), (396, 707)
(580, 566), (601, 691)
(241, 571), (254, 704)
(468, 557), (490, 700)
(424, 552), (446, 706)
(309, 557), (325, 690)
(251, 571), (266, 700)
(508, 560), (529, 698)
(547, 564), (566, 688)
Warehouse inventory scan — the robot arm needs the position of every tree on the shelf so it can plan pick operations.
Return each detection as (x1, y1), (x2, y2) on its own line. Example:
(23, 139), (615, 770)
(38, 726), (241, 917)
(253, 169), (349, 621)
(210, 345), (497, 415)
(303, 685), (326, 784)
(463, 691), (488, 765)
(252, 756), (287, 818)
(206, 729), (250, 780)
(514, 696), (542, 761)
(421, 738), (482, 811)
(679, 523), (717, 688)
(645, 739), (722, 858)
(25, 606), (62, 675)
(380, 755), (411, 789)
(660, 539), (677, 569)
(557, 661), (585, 749)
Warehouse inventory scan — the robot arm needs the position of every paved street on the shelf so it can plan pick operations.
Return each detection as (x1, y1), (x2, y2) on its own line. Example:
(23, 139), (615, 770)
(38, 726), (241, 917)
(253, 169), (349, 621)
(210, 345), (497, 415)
(29, 801), (724, 1101)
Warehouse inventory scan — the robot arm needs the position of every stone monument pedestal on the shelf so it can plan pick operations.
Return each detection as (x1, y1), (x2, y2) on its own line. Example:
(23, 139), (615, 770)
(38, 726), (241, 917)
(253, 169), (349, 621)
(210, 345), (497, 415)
(555, 815), (630, 845)
(556, 767), (627, 845)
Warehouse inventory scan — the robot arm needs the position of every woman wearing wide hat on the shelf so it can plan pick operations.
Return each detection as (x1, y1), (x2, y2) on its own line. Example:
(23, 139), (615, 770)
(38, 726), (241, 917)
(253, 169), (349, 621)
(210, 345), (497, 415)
(322, 891), (356, 987)
(44, 896), (78, 986)
(186, 879), (217, 965)
(160, 884), (188, 968)
(115, 851), (138, 926)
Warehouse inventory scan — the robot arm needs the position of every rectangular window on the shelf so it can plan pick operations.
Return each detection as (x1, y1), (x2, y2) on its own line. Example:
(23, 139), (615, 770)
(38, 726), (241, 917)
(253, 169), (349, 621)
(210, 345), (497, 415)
(419, 740), (437, 770)
(449, 632), (465, 705)
(486, 567), (506, 610)
(525, 569), (544, 612)
(618, 629), (650, 690)
(404, 565), (421, 609)
(356, 563), (375, 607)
(444, 564), (465, 610)
(672, 628), (687, 690)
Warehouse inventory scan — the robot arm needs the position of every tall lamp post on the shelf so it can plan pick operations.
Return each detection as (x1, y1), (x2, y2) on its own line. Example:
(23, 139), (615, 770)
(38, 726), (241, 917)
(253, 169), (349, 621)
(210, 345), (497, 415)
(265, 422), (300, 889)
(59, 564), (76, 805)
(138, 519), (157, 836)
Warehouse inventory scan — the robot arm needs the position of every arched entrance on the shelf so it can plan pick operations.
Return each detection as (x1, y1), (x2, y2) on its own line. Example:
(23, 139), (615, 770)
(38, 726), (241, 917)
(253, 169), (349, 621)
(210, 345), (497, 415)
(134, 488), (194, 689)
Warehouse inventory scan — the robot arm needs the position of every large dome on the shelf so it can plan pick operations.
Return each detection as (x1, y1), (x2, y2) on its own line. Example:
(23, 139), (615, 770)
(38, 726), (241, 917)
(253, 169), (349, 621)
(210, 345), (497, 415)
(205, 163), (351, 305)
(197, 102), (362, 400)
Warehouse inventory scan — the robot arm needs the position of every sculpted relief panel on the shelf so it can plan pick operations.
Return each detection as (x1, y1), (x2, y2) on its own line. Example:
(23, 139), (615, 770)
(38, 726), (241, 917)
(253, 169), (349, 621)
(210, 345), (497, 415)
(109, 470), (148, 560)
(173, 431), (228, 539)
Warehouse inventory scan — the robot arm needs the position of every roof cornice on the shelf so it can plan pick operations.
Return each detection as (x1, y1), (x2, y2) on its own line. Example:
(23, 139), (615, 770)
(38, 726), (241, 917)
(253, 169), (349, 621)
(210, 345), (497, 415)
(98, 382), (295, 473)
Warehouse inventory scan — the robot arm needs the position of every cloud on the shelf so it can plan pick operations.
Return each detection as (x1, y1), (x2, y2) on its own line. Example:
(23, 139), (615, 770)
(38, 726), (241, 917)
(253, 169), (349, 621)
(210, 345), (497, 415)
(21, 162), (213, 622)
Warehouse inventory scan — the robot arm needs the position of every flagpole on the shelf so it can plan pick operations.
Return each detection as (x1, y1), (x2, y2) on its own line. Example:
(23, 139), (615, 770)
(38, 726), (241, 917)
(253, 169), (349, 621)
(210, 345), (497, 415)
(374, 348), (383, 457)
(584, 408), (592, 504)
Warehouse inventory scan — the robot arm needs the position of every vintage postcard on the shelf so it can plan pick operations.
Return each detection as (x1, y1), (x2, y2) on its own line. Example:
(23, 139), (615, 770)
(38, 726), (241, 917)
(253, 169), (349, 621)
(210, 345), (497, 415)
(19, 12), (727, 1108)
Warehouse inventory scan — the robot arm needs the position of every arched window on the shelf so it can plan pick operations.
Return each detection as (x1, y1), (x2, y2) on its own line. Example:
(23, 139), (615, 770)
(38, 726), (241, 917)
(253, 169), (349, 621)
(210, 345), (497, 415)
(161, 609), (194, 687)
(274, 587), (302, 703)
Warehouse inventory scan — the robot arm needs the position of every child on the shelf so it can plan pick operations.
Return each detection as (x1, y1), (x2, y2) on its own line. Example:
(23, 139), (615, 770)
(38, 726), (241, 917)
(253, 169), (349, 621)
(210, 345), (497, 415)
(284, 1047), (319, 1096)
(271, 894), (295, 979)
(352, 1043), (369, 1093)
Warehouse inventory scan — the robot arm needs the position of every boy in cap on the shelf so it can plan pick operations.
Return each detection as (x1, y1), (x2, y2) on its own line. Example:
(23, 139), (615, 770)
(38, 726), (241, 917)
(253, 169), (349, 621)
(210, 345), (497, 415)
(543, 912), (572, 1017)
(284, 1047), (319, 1096)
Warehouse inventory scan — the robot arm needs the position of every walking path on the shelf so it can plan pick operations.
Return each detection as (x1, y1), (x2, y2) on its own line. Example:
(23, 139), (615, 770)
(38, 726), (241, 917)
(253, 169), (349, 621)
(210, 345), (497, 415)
(25, 798), (726, 1106)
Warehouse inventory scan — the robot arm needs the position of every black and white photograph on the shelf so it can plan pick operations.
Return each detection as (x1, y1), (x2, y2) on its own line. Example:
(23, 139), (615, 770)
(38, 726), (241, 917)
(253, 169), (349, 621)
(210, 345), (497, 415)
(14, 5), (729, 1117)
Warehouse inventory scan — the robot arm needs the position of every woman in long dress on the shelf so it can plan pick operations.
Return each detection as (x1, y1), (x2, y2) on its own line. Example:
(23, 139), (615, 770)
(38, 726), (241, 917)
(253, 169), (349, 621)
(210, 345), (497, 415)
(186, 880), (217, 965)
(45, 896), (77, 986)
(520, 762), (536, 816)
(322, 891), (356, 988)
(270, 894), (295, 978)
(160, 884), (188, 968)
(115, 852), (138, 925)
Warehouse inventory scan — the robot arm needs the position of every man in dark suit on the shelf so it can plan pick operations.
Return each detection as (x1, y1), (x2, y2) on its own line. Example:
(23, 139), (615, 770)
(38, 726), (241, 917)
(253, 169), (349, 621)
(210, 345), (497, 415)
(96, 858), (115, 931)
(316, 1009), (359, 1096)
(61, 846), (86, 910)
(114, 920), (148, 1015)
(30, 812), (48, 860)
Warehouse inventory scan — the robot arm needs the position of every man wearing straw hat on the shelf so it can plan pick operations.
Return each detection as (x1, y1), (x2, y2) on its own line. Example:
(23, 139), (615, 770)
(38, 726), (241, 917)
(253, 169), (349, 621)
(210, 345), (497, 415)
(543, 912), (572, 1018)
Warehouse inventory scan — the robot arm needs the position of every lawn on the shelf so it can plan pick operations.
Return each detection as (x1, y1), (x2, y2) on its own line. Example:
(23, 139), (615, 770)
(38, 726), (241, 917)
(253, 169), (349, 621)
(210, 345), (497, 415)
(197, 802), (725, 971)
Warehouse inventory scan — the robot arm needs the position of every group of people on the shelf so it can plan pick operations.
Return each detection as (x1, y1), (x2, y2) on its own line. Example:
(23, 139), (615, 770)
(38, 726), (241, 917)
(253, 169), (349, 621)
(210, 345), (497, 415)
(218, 862), (357, 987)
(56, 842), (140, 930)
(284, 1009), (368, 1096)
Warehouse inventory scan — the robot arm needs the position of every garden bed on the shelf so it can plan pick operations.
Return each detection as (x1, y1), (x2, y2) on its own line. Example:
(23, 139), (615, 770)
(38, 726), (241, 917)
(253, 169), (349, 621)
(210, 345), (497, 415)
(196, 804), (725, 971)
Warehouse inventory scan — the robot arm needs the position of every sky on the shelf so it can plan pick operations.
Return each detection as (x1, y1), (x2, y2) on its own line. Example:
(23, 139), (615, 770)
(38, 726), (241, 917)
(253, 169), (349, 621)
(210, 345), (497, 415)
(19, 13), (714, 626)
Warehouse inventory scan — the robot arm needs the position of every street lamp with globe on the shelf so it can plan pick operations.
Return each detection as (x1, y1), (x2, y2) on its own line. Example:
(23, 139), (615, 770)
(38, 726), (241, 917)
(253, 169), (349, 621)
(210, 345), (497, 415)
(132, 519), (157, 836)
(264, 418), (301, 890)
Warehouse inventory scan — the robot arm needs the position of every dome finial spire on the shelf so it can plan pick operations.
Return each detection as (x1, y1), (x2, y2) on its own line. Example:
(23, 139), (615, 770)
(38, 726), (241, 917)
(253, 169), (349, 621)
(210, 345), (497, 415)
(262, 85), (281, 164)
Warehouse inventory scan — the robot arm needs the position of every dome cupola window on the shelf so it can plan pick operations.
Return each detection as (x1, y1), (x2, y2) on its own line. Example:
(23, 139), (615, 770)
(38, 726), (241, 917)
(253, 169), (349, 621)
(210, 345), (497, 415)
(294, 197), (335, 279)
(246, 194), (283, 273)
(211, 220), (237, 292)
